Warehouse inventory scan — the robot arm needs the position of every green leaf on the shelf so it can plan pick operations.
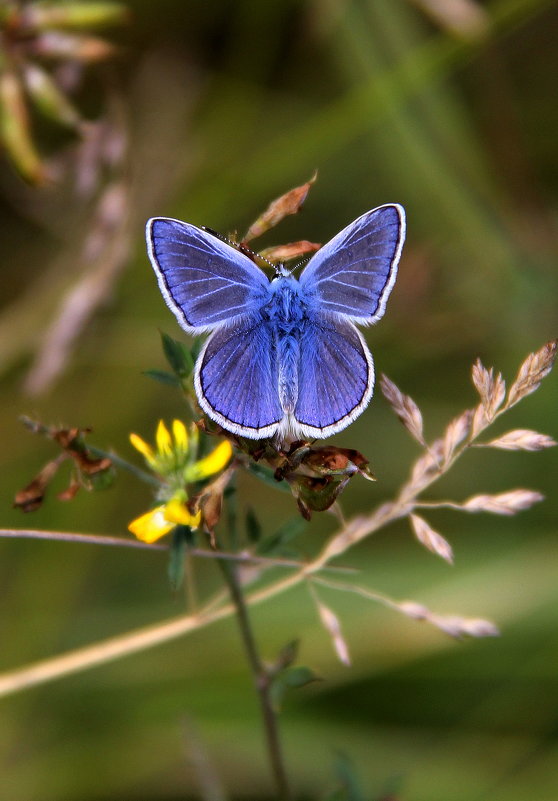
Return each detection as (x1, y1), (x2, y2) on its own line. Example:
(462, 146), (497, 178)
(89, 465), (116, 490)
(282, 665), (320, 689)
(270, 665), (321, 710)
(245, 507), (262, 543)
(142, 368), (180, 387)
(167, 525), (195, 591)
(332, 753), (366, 801)
(245, 461), (291, 493)
(160, 332), (194, 379)
(256, 516), (306, 555)
(293, 475), (351, 517)
(275, 639), (299, 671)
(190, 338), (204, 361)
(224, 483), (238, 546)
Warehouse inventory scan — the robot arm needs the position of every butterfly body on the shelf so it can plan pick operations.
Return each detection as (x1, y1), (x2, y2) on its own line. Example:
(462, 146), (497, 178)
(147, 204), (405, 441)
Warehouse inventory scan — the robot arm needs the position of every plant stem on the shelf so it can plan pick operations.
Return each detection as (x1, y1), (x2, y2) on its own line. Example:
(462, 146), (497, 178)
(87, 445), (161, 487)
(218, 559), (292, 801)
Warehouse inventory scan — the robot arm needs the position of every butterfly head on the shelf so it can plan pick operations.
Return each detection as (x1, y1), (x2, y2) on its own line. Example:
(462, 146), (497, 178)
(272, 263), (292, 280)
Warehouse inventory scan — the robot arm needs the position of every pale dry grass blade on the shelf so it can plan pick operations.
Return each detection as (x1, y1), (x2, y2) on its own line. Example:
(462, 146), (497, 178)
(482, 429), (557, 452)
(23, 183), (132, 395)
(398, 601), (499, 639)
(406, 0), (490, 39)
(471, 360), (506, 421)
(507, 340), (558, 408)
(380, 374), (426, 447)
(182, 717), (228, 801)
(429, 614), (500, 639)
(312, 579), (500, 640)
(406, 438), (443, 494)
(410, 514), (453, 564)
(442, 408), (473, 464)
(462, 489), (544, 516)
(470, 403), (490, 438)
(316, 600), (351, 666)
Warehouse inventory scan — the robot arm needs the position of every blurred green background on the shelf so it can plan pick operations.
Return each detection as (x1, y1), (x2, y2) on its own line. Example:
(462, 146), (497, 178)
(1, 0), (557, 799)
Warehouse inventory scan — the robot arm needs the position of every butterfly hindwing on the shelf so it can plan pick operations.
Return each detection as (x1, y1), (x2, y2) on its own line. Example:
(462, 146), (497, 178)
(299, 204), (405, 324)
(147, 218), (269, 333)
(195, 315), (283, 438)
(293, 315), (374, 437)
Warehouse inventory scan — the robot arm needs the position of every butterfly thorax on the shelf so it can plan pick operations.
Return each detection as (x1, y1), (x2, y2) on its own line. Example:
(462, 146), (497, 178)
(263, 273), (307, 325)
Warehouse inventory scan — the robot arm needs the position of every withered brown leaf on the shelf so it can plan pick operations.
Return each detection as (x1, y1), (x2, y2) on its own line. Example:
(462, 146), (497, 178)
(14, 456), (65, 512)
(244, 172), (318, 242)
(259, 240), (322, 263)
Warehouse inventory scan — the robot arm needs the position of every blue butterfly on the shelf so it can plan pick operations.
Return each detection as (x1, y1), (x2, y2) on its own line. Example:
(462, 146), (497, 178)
(146, 204), (405, 442)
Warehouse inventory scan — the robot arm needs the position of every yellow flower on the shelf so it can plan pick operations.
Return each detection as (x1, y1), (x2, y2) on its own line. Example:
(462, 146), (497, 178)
(129, 419), (178, 473)
(184, 440), (233, 482)
(129, 419), (232, 481)
(128, 420), (233, 543)
(128, 496), (202, 544)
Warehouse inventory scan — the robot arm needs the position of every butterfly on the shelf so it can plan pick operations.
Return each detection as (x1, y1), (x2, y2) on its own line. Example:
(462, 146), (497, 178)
(146, 203), (405, 442)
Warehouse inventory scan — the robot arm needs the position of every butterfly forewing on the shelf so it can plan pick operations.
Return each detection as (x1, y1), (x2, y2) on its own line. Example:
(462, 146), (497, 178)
(299, 204), (405, 324)
(195, 315), (283, 438)
(294, 316), (374, 437)
(147, 218), (269, 333)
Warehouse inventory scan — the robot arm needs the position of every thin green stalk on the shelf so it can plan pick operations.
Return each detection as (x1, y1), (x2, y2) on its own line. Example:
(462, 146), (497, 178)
(218, 558), (292, 801)
(87, 445), (161, 488)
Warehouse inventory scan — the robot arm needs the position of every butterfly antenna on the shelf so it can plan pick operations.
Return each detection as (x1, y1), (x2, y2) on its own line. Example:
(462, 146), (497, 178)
(201, 226), (284, 274)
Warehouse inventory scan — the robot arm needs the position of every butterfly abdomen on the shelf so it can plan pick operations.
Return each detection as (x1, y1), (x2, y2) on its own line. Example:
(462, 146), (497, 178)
(264, 275), (308, 415)
(277, 333), (300, 413)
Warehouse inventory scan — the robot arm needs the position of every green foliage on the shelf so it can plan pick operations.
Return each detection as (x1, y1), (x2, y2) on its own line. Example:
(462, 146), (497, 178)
(160, 332), (194, 381)
(270, 665), (321, 711)
(142, 368), (180, 387)
(256, 516), (307, 556)
(245, 506), (262, 544)
(167, 525), (195, 592)
(325, 753), (366, 801)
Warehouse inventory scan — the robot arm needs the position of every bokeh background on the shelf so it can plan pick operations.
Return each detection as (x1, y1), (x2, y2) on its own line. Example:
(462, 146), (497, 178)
(1, 0), (557, 799)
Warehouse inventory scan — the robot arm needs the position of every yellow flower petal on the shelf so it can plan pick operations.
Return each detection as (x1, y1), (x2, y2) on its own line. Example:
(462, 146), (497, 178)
(185, 440), (233, 482)
(128, 505), (175, 543)
(172, 419), (188, 452)
(165, 497), (202, 528)
(129, 433), (156, 466)
(156, 420), (173, 456)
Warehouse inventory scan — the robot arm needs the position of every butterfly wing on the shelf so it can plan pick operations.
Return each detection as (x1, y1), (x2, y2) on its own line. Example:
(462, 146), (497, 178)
(147, 217), (269, 333)
(299, 204), (405, 324)
(293, 315), (374, 438)
(195, 316), (283, 439)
